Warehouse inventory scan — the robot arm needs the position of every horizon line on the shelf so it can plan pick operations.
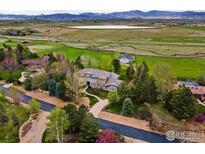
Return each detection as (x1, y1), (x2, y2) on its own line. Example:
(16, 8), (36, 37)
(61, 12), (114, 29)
(0, 10), (205, 16)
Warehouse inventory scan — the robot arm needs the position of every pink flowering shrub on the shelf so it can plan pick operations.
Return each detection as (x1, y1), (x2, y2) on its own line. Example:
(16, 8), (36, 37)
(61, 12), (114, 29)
(96, 129), (121, 143)
(195, 114), (205, 123)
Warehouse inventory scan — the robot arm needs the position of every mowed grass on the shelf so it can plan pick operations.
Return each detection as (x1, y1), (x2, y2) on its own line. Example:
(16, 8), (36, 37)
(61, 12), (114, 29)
(38, 41), (205, 80)
(136, 56), (205, 80)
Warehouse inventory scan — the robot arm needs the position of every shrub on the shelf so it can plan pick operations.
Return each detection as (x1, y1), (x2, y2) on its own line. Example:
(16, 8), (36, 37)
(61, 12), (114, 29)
(29, 98), (40, 114)
(121, 98), (133, 116)
(96, 129), (121, 143)
(195, 114), (205, 123)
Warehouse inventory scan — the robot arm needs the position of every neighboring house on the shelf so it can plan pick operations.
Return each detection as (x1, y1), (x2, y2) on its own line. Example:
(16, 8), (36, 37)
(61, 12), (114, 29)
(118, 53), (135, 64)
(22, 56), (49, 68)
(78, 68), (122, 92)
(177, 81), (205, 102)
(191, 86), (205, 102)
(178, 81), (199, 88)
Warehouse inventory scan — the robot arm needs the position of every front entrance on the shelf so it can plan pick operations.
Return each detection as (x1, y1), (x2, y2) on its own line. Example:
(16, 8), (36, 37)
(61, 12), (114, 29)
(86, 81), (91, 88)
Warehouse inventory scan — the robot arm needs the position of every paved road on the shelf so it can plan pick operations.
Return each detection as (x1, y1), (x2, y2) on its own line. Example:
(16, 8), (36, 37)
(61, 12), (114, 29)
(97, 119), (180, 143)
(0, 86), (55, 111)
(0, 85), (182, 143)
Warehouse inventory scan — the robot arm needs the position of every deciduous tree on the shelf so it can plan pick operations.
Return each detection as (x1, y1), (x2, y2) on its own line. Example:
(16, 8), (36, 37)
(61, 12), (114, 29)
(153, 64), (175, 100)
(29, 98), (40, 114)
(46, 108), (70, 143)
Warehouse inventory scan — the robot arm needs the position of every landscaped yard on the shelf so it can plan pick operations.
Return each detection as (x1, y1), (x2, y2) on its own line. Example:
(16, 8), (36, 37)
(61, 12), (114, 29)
(0, 69), (22, 81)
(0, 95), (30, 143)
(87, 88), (108, 99)
(87, 95), (98, 106)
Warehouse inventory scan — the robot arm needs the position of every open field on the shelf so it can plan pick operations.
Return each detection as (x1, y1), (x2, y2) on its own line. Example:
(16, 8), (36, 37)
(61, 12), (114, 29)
(37, 42), (205, 80)
(1, 37), (205, 80)
(1, 21), (205, 80)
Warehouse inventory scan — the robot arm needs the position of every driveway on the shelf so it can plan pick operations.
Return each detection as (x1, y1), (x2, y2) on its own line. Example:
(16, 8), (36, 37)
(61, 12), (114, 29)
(89, 99), (109, 118)
(20, 111), (49, 143)
(84, 87), (110, 118)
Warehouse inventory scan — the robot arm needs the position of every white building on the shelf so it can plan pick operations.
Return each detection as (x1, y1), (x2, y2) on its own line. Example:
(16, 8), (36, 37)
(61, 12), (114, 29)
(78, 68), (122, 92)
(118, 53), (135, 64)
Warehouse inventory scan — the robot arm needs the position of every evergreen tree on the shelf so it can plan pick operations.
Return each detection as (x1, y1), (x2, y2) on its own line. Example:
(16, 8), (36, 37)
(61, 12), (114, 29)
(48, 52), (57, 64)
(0, 48), (5, 62)
(74, 56), (84, 69)
(77, 114), (100, 143)
(49, 79), (56, 96)
(126, 63), (135, 80)
(112, 58), (121, 73)
(121, 98), (133, 116)
(24, 78), (32, 91)
(55, 82), (61, 97)
(197, 73), (205, 86)
(15, 44), (24, 64)
(135, 61), (149, 82)
(165, 86), (196, 120)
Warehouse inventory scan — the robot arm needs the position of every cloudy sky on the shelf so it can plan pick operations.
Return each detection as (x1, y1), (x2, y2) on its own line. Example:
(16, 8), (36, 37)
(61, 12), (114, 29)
(0, 0), (204, 15)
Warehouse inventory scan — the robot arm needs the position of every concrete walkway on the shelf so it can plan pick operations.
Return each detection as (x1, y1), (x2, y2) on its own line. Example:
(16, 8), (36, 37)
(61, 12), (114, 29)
(197, 99), (205, 107)
(83, 87), (110, 118)
(83, 87), (102, 101)
(20, 110), (49, 143)
(90, 99), (109, 118)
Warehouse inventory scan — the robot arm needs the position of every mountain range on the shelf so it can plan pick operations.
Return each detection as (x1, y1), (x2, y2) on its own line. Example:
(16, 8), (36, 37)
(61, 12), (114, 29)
(1, 10), (205, 20)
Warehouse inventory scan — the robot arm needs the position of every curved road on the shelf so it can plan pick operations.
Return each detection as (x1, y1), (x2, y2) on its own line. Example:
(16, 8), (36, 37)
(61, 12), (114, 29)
(0, 85), (181, 143)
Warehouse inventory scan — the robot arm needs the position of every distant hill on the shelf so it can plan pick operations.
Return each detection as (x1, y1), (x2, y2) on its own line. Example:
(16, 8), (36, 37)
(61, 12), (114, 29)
(1, 10), (205, 21)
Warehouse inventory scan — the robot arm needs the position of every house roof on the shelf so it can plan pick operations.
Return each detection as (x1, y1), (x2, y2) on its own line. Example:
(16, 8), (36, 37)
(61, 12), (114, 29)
(179, 81), (199, 87)
(105, 77), (122, 87)
(22, 56), (49, 66)
(191, 86), (205, 95)
(78, 68), (119, 80)
(118, 53), (135, 61)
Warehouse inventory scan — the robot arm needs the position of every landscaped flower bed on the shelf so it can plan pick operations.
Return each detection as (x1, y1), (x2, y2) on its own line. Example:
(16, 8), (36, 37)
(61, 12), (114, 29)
(195, 114), (205, 123)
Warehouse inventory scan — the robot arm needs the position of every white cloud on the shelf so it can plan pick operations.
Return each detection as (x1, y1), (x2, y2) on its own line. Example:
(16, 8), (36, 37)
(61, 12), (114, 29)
(0, 0), (204, 14)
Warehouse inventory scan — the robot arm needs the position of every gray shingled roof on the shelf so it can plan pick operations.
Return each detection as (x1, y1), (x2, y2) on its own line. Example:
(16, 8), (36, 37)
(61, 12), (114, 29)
(78, 68), (119, 80)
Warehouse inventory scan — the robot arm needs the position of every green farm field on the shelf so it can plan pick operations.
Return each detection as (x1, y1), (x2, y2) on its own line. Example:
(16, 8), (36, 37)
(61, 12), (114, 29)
(2, 22), (205, 80)
(35, 41), (205, 80)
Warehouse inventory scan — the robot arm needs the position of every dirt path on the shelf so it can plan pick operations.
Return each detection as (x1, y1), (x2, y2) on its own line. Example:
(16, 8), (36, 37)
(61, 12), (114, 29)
(20, 110), (49, 143)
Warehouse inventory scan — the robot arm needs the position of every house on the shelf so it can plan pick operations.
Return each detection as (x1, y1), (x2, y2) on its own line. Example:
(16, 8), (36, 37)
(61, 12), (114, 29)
(118, 53), (135, 64)
(177, 81), (205, 102)
(21, 56), (49, 67)
(178, 81), (199, 88)
(78, 68), (122, 92)
(191, 86), (205, 102)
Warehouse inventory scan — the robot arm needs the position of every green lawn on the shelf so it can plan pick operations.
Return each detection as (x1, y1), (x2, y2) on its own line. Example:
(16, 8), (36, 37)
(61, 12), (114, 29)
(87, 95), (98, 106)
(86, 88), (108, 99)
(106, 103), (140, 115)
(135, 56), (205, 80)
